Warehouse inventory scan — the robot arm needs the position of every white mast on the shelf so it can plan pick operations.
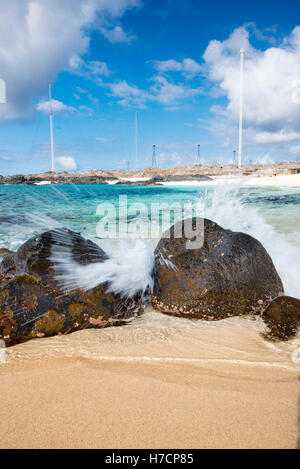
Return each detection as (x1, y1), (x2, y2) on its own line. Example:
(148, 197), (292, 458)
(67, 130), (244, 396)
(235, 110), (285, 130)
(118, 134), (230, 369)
(49, 81), (55, 172)
(238, 48), (244, 169)
(135, 111), (138, 170)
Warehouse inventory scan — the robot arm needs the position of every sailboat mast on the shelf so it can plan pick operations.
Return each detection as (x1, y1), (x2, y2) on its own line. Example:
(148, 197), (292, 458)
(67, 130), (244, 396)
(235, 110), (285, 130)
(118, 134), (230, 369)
(49, 81), (55, 172)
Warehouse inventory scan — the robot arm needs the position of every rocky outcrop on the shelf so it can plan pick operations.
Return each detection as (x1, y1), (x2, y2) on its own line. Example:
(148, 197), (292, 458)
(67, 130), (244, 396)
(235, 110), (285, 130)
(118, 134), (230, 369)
(150, 174), (213, 183)
(152, 218), (284, 320)
(0, 174), (118, 185)
(262, 296), (300, 340)
(0, 229), (143, 346)
(115, 174), (213, 186)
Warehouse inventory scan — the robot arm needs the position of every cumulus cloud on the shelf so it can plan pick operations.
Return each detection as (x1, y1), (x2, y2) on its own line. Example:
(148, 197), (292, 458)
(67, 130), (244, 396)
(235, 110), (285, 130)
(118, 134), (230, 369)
(100, 25), (136, 44)
(202, 25), (300, 160)
(153, 58), (202, 78)
(106, 75), (202, 108)
(0, 0), (141, 121)
(107, 80), (148, 108)
(57, 156), (77, 171)
(69, 55), (111, 84)
(37, 99), (75, 114)
(255, 130), (300, 143)
(203, 25), (300, 134)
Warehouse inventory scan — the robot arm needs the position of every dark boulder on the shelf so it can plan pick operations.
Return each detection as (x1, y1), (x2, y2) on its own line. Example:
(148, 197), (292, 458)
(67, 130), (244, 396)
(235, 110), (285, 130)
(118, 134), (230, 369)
(0, 229), (143, 346)
(262, 296), (300, 340)
(152, 218), (284, 320)
(0, 249), (16, 285)
(15, 229), (108, 288)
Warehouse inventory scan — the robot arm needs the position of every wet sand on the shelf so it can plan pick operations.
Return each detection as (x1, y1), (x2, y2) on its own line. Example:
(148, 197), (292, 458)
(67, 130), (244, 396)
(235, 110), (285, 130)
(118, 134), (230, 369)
(0, 311), (299, 449)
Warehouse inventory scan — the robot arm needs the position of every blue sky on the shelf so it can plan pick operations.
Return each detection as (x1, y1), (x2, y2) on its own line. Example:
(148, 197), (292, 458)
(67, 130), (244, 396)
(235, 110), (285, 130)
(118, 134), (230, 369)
(1, 0), (300, 175)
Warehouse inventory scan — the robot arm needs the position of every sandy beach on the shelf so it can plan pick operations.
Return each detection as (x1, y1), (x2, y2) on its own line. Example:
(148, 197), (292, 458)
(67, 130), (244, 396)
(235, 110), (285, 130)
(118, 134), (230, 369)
(0, 311), (299, 449)
(160, 174), (300, 188)
(0, 166), (299, 449)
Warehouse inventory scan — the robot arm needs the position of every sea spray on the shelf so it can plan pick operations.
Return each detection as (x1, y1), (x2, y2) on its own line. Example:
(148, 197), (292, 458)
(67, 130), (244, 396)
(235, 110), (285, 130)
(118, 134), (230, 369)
(1, 183), (298, 300)
(198, 183), (300, 298)
(50, 238), (155, 298)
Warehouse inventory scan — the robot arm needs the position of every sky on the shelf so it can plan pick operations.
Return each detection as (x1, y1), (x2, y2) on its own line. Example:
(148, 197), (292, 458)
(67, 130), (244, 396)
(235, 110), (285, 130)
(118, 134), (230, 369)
(1, 0), (300, 175)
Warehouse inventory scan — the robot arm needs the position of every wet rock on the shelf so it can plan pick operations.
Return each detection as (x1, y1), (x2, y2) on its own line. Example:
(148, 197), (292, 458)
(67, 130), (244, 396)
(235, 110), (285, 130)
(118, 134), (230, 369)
(152, 218), (284, 320)
(262, 296), (300, 340)
(0, 249), (17, 286)
(15, 229), (108, 289)
(0, 229), (143, 346)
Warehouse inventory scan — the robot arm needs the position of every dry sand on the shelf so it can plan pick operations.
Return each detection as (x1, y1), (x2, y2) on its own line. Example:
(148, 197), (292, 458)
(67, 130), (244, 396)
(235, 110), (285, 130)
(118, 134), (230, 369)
(0, 311), (299, 449)
(160, 174), (300, 188)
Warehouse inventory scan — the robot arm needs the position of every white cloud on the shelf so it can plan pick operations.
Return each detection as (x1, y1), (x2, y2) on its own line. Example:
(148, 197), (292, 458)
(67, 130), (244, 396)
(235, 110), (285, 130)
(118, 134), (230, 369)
(107, 80), (148, 108)
(57, 156), (77, 171)
(153, 58), (202, 78)
(202, 25), (300, 161)
(69, 55), (111, 84)
(255, 131), (300, 143)
(37, 99), (74, 114)
(153, 59), (183, 72)
(100, 25), (136, 44)
(106, 76), (202, 108)
(0, 0), (141, 121)
(150, 75), (202, 106)
(203, 25), (300, 133)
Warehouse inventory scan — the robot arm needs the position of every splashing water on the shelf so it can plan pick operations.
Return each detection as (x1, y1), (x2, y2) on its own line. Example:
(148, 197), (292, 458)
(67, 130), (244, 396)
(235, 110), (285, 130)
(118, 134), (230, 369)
(198, 184), (300, 298)
(0, 182), (299, 300)
(50, 238), (154, 298)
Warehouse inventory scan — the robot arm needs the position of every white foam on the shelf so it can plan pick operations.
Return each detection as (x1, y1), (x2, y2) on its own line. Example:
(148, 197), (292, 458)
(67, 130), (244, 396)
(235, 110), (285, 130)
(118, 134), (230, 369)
(51, 238), (155, 298)
(198, 184), (300, 298)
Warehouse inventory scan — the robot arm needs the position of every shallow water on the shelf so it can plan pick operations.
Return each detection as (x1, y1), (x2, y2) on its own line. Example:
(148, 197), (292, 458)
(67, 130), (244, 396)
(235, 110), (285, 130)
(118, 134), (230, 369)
(0, 183), (300, 367)
(3, 308), (300, 374)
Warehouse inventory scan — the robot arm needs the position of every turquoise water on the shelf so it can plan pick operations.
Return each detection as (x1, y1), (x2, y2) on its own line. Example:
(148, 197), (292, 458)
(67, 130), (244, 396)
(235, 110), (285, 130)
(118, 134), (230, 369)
(0, 183), (300, 297)
(1, 184), (300, 245)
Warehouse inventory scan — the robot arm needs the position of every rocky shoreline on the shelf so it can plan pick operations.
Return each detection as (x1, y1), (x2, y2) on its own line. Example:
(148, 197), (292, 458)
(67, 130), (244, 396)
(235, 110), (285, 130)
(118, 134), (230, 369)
(0, 218), (299, 346)
(1, 162), (299, 186)
(0, 173), (213, 186)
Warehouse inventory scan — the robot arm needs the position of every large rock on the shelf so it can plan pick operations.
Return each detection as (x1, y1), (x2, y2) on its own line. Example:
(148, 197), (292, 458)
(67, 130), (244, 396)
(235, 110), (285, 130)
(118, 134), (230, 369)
(262, 296), (300, 340)
(0, 229), (142, 346)
(152, 218), (284, 319)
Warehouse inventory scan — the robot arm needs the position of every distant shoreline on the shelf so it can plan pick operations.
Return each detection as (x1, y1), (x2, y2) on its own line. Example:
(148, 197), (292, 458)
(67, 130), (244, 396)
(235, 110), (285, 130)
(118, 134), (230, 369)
(1, 162), (300, 187)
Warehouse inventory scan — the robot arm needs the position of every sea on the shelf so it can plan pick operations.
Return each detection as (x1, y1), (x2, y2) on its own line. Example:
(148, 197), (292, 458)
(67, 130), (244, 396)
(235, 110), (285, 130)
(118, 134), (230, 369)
(0, 182), (299, 369)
